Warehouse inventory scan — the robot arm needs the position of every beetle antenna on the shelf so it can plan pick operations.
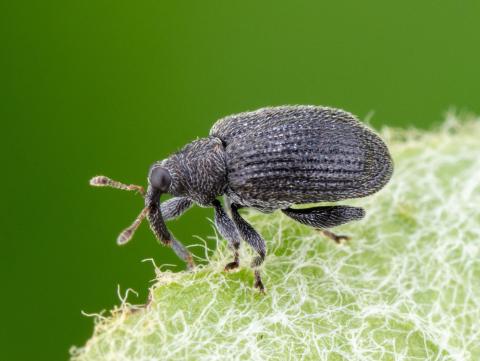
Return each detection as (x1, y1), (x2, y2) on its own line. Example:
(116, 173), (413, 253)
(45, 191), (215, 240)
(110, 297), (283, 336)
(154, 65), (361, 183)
(90, 175), (145, 196)
(117, 207), (149, 245)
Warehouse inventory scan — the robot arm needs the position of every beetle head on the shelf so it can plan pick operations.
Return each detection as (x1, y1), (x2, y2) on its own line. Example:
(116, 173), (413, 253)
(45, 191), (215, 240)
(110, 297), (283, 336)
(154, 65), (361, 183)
(89, 164), (174, 245)
(148, 166), (171, 193)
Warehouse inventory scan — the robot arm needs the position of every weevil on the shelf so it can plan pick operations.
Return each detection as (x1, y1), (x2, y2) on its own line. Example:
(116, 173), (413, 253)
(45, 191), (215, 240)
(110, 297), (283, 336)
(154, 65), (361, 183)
(90, 106), (393, 292)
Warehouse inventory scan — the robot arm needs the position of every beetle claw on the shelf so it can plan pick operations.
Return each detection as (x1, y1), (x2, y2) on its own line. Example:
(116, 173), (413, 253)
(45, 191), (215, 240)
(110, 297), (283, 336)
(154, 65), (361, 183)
(185, 255), (196, 271)
(224, 260), (239, 271)
(253, 269), (266, 294)
(333, 234), (350, 244)
(319, 229), (351, 244)
(254, 278), (266, 294)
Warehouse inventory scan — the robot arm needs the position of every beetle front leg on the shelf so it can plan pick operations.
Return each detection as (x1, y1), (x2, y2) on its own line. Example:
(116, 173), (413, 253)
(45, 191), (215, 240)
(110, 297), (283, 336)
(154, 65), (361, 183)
(157, 197), (196, 268)
(145, 186), (196, 270)
(169, 236), (195, 270)
(212, 199), (241, 271)
(230, 204), (266, 293)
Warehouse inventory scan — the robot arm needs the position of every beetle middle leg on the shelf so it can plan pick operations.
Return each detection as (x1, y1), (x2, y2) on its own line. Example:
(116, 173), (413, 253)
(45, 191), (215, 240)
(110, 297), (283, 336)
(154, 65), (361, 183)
(230, 203), (266, 293)
(212, 199), (241, 271)
(282, 205), (365, 244)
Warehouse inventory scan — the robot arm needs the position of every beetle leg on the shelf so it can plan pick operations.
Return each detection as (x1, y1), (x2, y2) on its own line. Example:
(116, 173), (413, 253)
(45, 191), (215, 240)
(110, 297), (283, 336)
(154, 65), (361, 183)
(282, 205), (365, 244)
(145, 186), (195, 270)
(212, 199), (241, 271)
(167, 200), (195, 269)
(230, 204), (266, 293)
(160, 198), (195, 269)
(170, 235), (195, 270)
(161, 197), (193, 221)
(319, 229), (350, 244)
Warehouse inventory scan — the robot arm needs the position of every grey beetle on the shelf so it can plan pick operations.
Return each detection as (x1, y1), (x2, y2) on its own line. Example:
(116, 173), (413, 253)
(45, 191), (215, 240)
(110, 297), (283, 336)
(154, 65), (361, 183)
(90, 106), (393, 292)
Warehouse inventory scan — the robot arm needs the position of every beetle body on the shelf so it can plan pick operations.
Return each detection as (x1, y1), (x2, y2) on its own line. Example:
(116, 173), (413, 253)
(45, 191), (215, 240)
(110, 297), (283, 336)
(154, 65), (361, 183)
(91, 105), (393, 292)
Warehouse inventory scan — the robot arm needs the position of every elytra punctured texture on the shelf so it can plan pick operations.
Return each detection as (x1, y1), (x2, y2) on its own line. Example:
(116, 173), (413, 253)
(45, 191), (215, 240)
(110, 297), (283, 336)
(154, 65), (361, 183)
(210, 106), (393, 211)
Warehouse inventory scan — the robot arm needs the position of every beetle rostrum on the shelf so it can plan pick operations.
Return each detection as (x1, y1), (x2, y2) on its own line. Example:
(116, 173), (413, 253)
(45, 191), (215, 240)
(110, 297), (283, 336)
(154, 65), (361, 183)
(90, 105), (394, 293)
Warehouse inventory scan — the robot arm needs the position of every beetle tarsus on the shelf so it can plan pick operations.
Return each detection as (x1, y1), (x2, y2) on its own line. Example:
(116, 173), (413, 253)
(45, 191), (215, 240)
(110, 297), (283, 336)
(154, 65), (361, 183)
(185, 254), (196, 271)
(320, 229), (351, 244)
(170, 236), (196, 270)
(254, 270), (266, 293)
(224, 259), (239, 271)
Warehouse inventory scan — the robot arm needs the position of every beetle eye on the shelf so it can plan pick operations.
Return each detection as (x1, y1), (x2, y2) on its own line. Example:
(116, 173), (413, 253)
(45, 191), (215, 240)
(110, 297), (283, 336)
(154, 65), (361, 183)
(149, 167), (171, 192)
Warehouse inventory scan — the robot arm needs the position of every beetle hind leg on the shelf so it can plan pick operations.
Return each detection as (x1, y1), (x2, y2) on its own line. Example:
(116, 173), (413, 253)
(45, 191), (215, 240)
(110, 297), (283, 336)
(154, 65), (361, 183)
(320, 229), (350, 244)
(282, 205), (365, 244)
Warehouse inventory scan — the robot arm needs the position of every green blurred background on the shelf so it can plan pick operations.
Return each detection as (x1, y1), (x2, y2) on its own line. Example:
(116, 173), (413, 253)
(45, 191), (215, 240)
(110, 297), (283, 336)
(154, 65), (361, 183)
(1, 1), (479, 360)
